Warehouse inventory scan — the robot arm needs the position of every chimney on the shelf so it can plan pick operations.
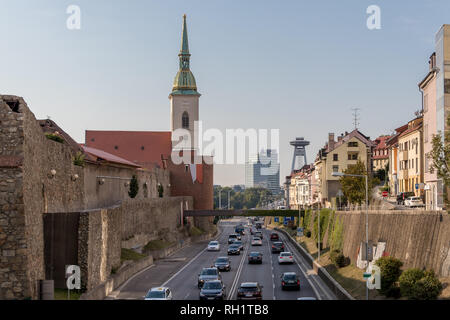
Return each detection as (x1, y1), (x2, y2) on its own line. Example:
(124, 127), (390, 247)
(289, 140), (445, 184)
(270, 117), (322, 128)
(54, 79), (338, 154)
(337, 134), (343, 142)
(328, 133), (335, 151)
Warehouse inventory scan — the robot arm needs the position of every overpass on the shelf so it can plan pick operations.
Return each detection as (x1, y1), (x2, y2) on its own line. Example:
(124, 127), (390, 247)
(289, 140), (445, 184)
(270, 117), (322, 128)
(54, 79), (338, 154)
(183, 209), (303, 217)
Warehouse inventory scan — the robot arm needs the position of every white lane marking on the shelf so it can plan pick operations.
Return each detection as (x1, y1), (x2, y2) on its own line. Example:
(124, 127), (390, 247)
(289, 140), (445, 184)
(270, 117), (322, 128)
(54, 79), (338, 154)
(228, 229), (250, 300)
(265, 230), (276, 301)
(161, 225), (224, 288)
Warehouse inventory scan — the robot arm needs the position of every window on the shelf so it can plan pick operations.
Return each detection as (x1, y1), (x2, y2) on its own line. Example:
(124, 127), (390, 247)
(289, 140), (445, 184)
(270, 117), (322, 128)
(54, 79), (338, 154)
(348, 141), (358, 147)
(348, 153), (358, 160)
(182, 112), (189, 129)
(333, 154), (338, 161)
(332, 165), (339, 173)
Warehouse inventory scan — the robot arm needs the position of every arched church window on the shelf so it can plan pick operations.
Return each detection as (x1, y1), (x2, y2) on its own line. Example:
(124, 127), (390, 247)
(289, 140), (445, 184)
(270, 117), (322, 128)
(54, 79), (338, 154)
(182, 112), (189, 129)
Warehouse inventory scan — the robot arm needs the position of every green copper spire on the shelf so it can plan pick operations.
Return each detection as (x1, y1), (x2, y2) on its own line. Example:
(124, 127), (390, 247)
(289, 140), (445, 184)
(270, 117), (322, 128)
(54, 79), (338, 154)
(171, 14), (200, 96)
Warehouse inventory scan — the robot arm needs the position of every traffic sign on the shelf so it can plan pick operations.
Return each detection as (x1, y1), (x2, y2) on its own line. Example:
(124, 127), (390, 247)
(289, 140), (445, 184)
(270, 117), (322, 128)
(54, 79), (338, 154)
(415, 183), (419, 190)
(363, 272), (371, 278)
(382, 191), (388, 198)
(274, 217), (279, 222)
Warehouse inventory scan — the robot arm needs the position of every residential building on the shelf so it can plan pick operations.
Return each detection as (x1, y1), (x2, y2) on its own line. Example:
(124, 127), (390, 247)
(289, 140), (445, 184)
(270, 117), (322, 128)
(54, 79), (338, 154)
(314, 130), (375, 207)
(245, 149), (281, 194)
(397, 117), (424, 197)
(372, 135), (391, 173)
(386, 124), (408, 196)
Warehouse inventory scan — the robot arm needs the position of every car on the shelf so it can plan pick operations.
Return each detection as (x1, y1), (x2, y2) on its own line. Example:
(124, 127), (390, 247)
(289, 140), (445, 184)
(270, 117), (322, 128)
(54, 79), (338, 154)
(199, 280), (226, 300)
(278, 252), (294, 264)
(250, 227), (257, 235)
(255, 231), (263, 239)
(251, 236), (262, 246)
(256, 222), (262, 229)
(233, 240), (244, 250)
(281, 272), (300, 290)
(235, 225), (245, 235)
(214, 256), (231, 271)
(271, 241), (285, 253)
(227, 244), (240, 255)
(396, 192), (415, 205)
(270, 233), (279, 241)
(236, 282), (263, 300)
(297, 297), (317, 300)
(405, 196), (424, 208)
(228, 234), (238, 244)
(207, 241), (220, 251)
(198, 267), (221, 289)
(248, 251), (263, 264)
(144, 287), (173, 300)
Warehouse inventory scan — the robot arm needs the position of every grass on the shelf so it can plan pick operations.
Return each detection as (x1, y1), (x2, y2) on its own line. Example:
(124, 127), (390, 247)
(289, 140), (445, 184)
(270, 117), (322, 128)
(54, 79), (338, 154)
(120, 248), (146, 263)
(143, 239), (175, 251)
(54, 288), (82, 300)
(189, 226), (205, 236)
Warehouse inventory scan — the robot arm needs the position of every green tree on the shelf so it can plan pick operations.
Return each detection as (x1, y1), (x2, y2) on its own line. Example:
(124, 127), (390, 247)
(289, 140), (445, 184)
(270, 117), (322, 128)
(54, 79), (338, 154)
(374, 256), (403, 297)
(428, 114), (450, 207)
(128, 175), (139, 198)
(339, 160), (374, 205)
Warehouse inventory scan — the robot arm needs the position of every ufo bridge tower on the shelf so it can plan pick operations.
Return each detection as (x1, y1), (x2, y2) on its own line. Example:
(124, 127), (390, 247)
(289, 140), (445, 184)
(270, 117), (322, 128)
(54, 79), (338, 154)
(290, 137), (310, 172)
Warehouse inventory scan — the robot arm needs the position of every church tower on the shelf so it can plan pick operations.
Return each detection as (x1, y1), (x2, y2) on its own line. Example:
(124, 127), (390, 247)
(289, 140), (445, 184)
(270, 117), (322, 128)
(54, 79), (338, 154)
(170, 14), (200, 151)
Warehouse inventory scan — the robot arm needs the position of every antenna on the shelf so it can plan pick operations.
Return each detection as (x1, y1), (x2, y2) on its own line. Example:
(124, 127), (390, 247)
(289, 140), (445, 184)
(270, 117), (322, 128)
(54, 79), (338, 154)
(351, 108), (360, 129)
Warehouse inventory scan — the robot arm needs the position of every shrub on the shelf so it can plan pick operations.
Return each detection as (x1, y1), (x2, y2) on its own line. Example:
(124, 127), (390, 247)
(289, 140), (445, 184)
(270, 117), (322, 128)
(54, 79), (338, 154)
(73, 151), (85, 167)
(374, 256), (403, 296)
(305, 229), (311, 238)
(45, 133), (64, 143)
(128, 175), (139, 198)
(330, 250), (347, 268)
(400, 269), (443, 300)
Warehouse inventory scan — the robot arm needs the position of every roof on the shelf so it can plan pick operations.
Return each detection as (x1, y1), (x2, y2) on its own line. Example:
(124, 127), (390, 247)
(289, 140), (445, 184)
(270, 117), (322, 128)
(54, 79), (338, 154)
(39, 119), (84, 155)
(85, 130), (172, 169)
(329, 129), (375, 152)
(373, 135), (391, 150)
(81, 145), (141, 168)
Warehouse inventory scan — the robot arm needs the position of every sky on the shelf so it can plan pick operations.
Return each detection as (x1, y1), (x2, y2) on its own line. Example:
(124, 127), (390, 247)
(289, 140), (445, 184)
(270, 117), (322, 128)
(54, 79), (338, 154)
(1, 0), (449, 186)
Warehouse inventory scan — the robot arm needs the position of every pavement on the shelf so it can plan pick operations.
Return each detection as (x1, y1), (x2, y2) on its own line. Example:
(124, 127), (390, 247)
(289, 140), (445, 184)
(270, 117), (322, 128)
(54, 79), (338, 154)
(109, 217), (336, 300)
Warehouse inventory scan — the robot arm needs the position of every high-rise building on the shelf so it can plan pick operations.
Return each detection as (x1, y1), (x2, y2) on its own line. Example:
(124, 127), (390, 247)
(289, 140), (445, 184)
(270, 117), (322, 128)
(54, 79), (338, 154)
(245, 149), (281, 194)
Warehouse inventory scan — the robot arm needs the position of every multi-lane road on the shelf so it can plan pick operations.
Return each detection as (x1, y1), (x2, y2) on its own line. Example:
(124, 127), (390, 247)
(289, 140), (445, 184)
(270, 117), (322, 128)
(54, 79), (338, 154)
(110, 218), (336, 300)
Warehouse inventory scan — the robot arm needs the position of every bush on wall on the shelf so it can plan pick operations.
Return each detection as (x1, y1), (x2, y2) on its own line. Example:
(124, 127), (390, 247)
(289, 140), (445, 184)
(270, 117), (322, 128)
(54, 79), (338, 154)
(399, 269), (443, 300)
(374, 256), (403, 297)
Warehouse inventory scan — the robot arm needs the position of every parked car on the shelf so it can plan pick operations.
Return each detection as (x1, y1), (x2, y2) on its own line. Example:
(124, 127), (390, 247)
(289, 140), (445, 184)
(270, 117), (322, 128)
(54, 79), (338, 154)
(396, 192), (415, 205)
(197, 267), (221, 289)
(278, 252), (294, 264)
(144, 287), (173, 300)
(248, 251), (263, 264)
(271, 241), (285, 253)
(214, 256), (231, 271)
(236, 282), (263, 300)
(270, 233), (279, 241)
(228, 234), (238, 244)
(405, 196), (424, 208)
(207, 241), (220, 251)
(251, 236), (262, 246)
(199, 280), (226, 300)
(281, 272), (300, 290)
(227, 244), (240, 255)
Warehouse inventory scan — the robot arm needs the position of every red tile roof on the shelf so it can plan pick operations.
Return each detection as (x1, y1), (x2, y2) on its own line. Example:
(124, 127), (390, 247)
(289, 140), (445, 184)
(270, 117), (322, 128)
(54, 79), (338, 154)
(85, 131), (172, 169)
(82, 145), (141, 168)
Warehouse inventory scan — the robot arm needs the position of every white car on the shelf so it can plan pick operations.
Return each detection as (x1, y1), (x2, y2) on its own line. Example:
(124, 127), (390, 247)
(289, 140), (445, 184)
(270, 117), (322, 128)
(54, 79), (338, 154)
(144, 287), (173, 300)
(278, 252), (294, 264)
(405, 196), (424, 208)
(207, 241), (220, 251)
(251, 237), (262, 246)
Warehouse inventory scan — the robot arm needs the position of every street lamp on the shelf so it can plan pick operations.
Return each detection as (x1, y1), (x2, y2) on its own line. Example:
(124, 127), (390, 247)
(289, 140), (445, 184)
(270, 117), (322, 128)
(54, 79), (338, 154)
(332, 171), (369, 300)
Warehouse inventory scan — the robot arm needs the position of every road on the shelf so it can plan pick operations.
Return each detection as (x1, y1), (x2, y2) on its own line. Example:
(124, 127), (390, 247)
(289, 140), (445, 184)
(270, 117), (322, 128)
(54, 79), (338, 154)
(110, 218), (336, 300)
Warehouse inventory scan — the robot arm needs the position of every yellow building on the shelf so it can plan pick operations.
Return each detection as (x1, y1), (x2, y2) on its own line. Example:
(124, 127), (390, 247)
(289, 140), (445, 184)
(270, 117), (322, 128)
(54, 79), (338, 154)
(315, 130), (375, 207)
(397, 117), (424, 197)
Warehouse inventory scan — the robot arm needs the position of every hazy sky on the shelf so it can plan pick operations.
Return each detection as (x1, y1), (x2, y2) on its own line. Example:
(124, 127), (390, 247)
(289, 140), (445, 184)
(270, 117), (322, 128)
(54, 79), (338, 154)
(1, 0), (449, 186)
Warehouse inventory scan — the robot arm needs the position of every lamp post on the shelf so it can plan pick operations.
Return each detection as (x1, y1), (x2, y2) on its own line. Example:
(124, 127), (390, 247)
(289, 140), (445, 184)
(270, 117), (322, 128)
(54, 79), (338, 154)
(332, 171), (369, 300)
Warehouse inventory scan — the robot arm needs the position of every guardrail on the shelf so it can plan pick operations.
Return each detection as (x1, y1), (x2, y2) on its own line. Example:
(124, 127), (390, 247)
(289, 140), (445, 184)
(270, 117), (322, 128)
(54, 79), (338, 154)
(274, 228), (355, 300)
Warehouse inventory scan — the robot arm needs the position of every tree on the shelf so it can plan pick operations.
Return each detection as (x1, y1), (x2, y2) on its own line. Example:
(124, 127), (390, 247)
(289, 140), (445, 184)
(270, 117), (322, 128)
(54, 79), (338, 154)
(399, 269), (443, 300)
(128, 175), (139, 198)
(375, 256), (403, 297)
(428, 114), (450, 207)
(339, 160), (374, 205)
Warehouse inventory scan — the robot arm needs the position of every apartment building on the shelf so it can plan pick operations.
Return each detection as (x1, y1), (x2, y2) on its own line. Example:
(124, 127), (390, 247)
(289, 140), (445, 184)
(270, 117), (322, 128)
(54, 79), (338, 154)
(386, 124), (408, 196)
(372, 135), (391, 173)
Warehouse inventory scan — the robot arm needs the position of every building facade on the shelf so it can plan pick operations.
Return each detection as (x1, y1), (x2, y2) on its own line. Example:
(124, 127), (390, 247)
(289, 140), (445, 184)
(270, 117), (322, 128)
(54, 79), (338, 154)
(245, 149), (281, 194)
(372, 135), (391, 173)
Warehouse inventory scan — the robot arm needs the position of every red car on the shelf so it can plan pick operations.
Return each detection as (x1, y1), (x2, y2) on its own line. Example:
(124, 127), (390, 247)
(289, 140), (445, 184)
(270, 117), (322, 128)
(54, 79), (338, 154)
(270, 233), (279, 241)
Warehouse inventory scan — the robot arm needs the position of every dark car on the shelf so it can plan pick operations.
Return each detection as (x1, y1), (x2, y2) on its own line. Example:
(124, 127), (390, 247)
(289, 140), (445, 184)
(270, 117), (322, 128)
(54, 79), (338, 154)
(271, 241), (284, 253)
(199, 280), (226, 300)
(270, 233), (279, 241)
(236, 282), (263, 300)
(214, 256), (231, 271)
(227, 244), (240, 255)
(197, 267), (221, 289)
(256, 222), (262, 229)
(397, 192), (415, 205)
(255, 231), (263, 239)
(233, 240), (244, 251)
(248, 251), (263, 264)
(281, 272), (300, 290)
(235, 225), (245, 235)
(228, 234), (238, 244)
